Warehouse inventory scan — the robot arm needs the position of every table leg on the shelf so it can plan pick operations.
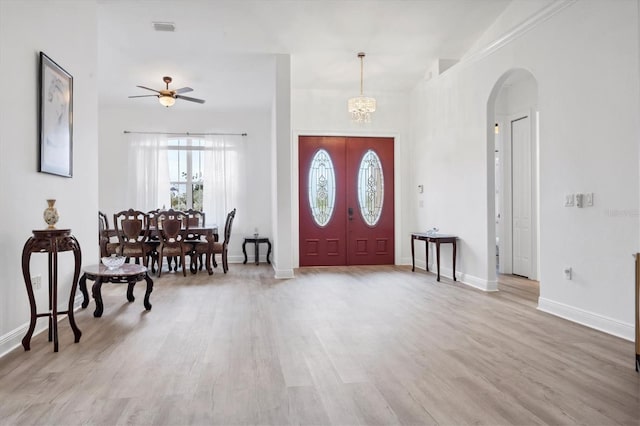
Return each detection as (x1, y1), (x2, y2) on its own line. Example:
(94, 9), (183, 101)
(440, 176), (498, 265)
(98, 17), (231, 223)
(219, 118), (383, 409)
(426, 240), (430, 272)
(68, 242), (82, 343)
(411, 235), (415, 272)
(127, 281), (136, 302)
(50, 250), (59, 352)
(206, 252), (214, 275)
(436, 241), (441, 282)
(255, 241), (259, 265)
(143, 274), (153, 311)
(21, 239), (37, 351)
(242, 240), (248, 264)
(79, 274), (90, 308)
(453, 240), (457, 281)
(92, 277), (104, 318)
(266, 241), (272, 264)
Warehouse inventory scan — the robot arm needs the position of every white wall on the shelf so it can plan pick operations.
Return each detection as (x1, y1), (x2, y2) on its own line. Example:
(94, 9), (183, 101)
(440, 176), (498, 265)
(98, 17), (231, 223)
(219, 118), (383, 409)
(98, 105), (273, 264)
(410, 0), (639, 339)
(291, 89), (412, 267)
(0, 0), (99, 355)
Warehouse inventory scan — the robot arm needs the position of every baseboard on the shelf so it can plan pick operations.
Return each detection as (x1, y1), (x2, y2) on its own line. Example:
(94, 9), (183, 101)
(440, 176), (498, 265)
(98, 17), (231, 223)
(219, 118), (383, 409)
(538, 297), (634, 341)
(453, 270), (498, 292)
(0, 295), (85, 359)
(273, 266), (294, 279)
(403, 258), (498, 292)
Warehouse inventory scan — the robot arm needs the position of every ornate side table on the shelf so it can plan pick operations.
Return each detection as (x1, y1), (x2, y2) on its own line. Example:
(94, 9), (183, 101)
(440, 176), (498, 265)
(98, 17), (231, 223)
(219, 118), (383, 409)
(242, 236), (271, 265)
(21, 229), (82, 352)
(78, 263), (153, 318)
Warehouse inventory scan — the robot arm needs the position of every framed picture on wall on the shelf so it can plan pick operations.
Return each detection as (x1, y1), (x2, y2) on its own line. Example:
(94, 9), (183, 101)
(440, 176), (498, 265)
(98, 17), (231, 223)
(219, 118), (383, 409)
(39, 52), (73, 178)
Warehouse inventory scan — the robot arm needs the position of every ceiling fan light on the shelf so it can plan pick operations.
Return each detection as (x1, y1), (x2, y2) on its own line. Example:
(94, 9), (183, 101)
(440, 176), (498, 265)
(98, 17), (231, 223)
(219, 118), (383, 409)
(159, 95), (176, 107)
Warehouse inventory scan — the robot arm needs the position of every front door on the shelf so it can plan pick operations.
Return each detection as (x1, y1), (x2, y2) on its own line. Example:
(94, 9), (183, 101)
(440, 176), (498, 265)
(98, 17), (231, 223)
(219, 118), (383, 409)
(299, 136), (394, 266)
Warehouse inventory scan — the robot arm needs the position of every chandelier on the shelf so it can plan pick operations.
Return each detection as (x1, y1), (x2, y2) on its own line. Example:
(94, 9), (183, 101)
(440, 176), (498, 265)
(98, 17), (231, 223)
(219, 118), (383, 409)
(348, 52), (376, 123)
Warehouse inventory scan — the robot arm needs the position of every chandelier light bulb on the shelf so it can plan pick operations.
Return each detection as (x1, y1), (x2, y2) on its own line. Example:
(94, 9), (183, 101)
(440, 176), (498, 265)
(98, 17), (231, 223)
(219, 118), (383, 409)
(348, 52), (376, 123)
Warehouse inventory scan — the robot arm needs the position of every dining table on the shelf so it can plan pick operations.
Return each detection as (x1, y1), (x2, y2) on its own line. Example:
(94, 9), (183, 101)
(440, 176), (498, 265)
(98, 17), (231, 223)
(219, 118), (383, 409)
(101, 225), (219, 275)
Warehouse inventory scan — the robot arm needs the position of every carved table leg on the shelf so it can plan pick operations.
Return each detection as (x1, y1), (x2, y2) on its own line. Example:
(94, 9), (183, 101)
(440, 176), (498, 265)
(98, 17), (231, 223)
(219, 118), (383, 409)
(242, 240), (248, 264)
(143, 274), (153, 311)
(79, 274), (89, 308)
(92, 277), (104, 318)
(266, 241), (272, 264)
(21, 238), (37, 351)
(68, 242), (82, 343)
(127, 281), (136, 302)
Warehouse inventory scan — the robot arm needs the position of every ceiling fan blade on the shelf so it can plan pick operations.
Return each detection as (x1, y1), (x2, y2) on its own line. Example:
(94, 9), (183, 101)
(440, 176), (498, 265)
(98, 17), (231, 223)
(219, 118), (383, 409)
(174, 87), (193, 94)
(176, 94), (206, 104)
(128, 95), (159, 98)
(136, 85), (161, 93)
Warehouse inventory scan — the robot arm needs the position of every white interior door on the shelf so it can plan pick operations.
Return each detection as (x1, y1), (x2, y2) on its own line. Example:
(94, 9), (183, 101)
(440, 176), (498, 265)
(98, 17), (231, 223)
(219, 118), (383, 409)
(511, 116), (531, 277)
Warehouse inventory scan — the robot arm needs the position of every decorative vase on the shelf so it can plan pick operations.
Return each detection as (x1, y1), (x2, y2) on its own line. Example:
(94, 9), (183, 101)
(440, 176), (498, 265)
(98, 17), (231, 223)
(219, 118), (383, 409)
(43, 199), (59, 229)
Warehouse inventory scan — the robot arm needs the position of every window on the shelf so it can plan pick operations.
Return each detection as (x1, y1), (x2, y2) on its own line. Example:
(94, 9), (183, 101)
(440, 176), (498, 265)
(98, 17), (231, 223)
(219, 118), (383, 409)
(357, 149), (384, 226)
(127, 132), (245, 226)
(167, 138), (205, 211)
(308, 149), (336, 227)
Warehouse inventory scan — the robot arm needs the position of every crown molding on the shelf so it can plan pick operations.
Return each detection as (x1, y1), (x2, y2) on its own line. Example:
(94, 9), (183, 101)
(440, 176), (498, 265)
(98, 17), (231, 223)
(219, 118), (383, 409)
(460, 0), (577, 67)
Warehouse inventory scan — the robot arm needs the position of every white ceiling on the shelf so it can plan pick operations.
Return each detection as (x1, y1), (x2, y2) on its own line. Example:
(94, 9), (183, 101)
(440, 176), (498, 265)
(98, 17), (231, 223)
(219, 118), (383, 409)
(97, 0), (511, 110)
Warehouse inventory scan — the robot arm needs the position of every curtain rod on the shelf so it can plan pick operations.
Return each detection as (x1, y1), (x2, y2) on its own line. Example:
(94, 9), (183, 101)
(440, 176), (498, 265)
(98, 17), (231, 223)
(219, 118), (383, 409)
(123, 130), (247, 136)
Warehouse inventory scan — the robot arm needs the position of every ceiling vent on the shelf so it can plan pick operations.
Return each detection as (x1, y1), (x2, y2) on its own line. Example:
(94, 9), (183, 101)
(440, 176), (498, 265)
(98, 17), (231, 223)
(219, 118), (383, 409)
(152, 21), (175, 32)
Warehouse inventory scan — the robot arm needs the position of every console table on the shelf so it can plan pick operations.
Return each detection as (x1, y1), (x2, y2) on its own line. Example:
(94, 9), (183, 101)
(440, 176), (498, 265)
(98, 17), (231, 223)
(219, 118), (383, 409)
(21, 229), (82, 352)
(242, 236), (271, 265)
(78, 263), (153, 318)
(411, 232), (458, 282)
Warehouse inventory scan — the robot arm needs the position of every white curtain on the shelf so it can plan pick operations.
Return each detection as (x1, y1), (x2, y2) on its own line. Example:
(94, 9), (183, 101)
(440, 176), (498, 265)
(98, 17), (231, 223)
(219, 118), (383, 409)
(126, 133), (170, 211)
(202, 135), (246, 228)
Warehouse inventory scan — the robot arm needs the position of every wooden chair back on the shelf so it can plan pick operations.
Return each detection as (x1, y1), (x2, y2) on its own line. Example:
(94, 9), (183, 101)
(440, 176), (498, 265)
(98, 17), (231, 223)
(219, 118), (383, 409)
(157, 209), (188, 243)
(113, 209), (150, 246)
(184, 209), (205, 228)
(222, 208), (236, 245)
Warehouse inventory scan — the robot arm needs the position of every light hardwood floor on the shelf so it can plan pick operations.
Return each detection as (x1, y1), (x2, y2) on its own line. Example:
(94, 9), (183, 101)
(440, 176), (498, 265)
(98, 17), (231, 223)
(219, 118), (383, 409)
(0, 265), (638, 425)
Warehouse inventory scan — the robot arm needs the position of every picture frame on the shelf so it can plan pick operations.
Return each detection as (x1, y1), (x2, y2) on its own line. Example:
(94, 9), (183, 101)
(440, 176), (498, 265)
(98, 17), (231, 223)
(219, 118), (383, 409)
(39, 52), (73, 178)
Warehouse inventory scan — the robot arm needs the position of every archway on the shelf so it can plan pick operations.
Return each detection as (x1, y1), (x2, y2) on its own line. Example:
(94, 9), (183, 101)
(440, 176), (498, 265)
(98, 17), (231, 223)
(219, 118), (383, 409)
(487, 68), (539, 293)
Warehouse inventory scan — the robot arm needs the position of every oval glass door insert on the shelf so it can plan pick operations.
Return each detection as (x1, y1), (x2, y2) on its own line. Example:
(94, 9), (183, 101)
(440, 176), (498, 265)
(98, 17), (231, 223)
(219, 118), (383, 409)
(308, 149), (336, 227)
(358, 149), (384, 226)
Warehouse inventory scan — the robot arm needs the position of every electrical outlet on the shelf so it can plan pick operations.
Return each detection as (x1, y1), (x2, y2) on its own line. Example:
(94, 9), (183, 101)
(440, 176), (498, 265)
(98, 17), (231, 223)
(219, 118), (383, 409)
(31, 275), (42, 290)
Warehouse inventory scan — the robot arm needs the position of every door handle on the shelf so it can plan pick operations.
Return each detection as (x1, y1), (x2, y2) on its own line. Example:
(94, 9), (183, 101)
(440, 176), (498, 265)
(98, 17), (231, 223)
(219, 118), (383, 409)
(348, 207), (353, 221)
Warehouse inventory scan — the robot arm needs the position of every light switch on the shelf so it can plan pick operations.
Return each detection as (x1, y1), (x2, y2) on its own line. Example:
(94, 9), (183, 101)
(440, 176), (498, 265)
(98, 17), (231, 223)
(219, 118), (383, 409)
(564, 194), (574, 207)
(575, 193), (584, 208)
(585, 193), (594, 206)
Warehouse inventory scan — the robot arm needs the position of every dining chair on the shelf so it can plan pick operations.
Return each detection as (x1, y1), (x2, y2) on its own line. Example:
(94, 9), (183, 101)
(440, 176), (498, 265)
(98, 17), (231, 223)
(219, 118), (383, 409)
(113, 209), (151, 267)
(191, 208), (235, 273)
(156, 209), (191, 277)
(213, 208), (236, 273)
(184, 209), (208, 272)
(145, 208), (163, 273)
(98, 211), (119, 258)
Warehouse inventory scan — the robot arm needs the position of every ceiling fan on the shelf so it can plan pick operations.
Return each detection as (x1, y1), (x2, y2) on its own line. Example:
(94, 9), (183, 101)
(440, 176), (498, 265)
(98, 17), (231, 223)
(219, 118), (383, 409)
(128, 76), (205, 107)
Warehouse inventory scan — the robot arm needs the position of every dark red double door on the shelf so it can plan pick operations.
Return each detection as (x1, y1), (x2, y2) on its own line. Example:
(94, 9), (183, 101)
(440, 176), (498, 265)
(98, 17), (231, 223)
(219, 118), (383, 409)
(299, 136), (394, 266)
